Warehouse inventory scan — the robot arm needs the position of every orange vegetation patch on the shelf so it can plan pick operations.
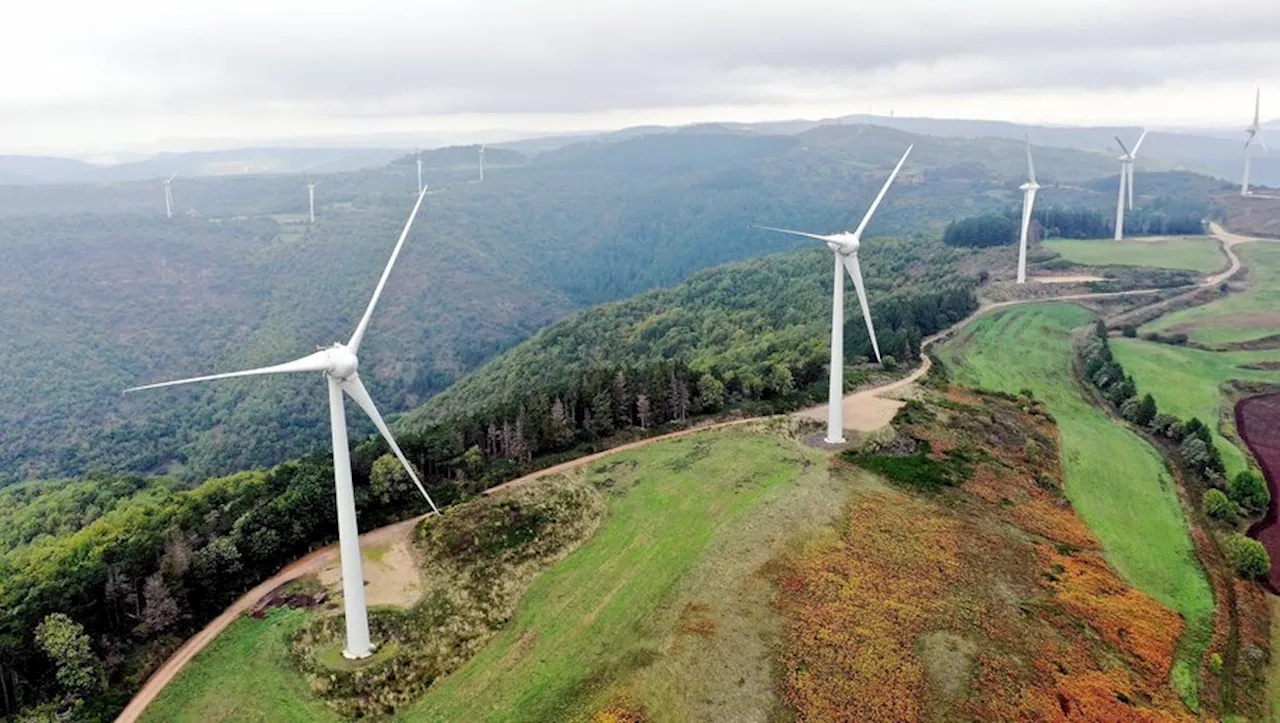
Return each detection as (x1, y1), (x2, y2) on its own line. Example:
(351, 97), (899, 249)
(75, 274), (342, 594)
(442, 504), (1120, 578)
(590, 704), (645, 723)
(1038, 546), (1182, 678)
(777, 391), (1196, 721)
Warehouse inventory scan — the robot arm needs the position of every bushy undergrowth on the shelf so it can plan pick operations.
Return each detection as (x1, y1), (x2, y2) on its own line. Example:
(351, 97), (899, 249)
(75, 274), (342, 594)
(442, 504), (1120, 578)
(290, 476), (606, 718)
(844, 444), (975, 492)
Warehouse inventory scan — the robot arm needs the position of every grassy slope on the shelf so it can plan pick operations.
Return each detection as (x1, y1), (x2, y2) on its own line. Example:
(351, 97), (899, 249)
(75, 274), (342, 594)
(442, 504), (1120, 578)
(141, 608), (341, 723)
(397, 427), (834, 722)
(145, 426), (845, 722)
(1111, 339), (1280, 477)
(1144, 242), (1280, 345)
(1045, 236), (1226, 273)
(936, 303), (1214, 705)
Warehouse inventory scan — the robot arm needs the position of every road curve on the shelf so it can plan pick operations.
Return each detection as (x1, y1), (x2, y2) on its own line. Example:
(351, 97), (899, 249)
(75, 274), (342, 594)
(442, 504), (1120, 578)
(114, 225), (1264, 722)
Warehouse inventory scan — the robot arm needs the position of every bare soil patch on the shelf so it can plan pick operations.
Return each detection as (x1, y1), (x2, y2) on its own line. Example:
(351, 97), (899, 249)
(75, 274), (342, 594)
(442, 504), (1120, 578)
(317, 534), (423, 609)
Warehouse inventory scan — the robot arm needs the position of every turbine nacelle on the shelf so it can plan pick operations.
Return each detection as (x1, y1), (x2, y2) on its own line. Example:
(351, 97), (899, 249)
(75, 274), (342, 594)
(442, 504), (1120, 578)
(826, 233), (860, 254)
(324, 344), (359, 380)
(1020, 181), (1041, 192)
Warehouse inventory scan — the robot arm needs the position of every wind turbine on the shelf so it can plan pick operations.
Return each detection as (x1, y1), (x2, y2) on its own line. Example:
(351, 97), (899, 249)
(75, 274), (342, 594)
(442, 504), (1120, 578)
(163, 173), (176, 219)
(307, 179), (322, 224)
(1243, 88), (1267, 196)
(756, 145), (912, 444)
(416, 151), (425, 195)
(477, 143), (486, 183)
(1113, 129), (1147, 241)
(124, 186), (440, 660)
(1017, 138), (1041, 284)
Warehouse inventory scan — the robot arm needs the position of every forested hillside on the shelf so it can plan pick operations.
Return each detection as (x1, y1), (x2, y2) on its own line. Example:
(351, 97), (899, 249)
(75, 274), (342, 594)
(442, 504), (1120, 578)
(0, 235), (989, 719)
(0, 124), (1224, 485)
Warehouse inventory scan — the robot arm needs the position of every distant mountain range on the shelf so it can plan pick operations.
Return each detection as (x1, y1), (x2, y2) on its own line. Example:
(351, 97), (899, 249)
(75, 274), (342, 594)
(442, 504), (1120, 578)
(3, 113), (1274, 187)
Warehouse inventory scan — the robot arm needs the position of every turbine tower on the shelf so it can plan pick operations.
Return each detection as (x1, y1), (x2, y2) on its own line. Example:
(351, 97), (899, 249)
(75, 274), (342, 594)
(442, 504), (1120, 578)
(125, 186), (440, 660)
(1113, 129), (1147, 241)
(163, 173), (176, 219)
(307, 179), (322, 224)
(1017, 138), (1041, 284)
(477, 143), (486, 183)
(416, 151), (425, 195)
(756, 145), (912, 444)
(1243, 88), (1267, 196)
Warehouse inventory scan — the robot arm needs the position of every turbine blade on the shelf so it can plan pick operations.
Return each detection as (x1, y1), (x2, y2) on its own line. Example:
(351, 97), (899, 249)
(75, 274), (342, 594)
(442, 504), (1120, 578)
(167, 172), (177, 182)
(841, 254), (881, 363)
(1131, 129), (1148, 157)
(342, 374), (440, 514)
(1255, 88), (1261, 126)
(1114, 136), (1130, 156)
(124, 350), (331, 393)
(1025, 137), (1037, 185)
(851, 145), (913, 240)
(347, 185), (430, 353)
(753, 225), (833, 243)
(1127, 163), (1135, 210)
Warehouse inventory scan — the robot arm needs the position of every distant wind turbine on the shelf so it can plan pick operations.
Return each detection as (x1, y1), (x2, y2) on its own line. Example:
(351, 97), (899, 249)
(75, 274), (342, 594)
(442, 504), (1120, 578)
(307, 179), (322, 223)
(1243, 89), (1267, 196)
(756, 145), (913, 444)
(1017, 138), (1040, 284)
(1113, 129), (1147, 241)
(125, 186), (440, 660)
(163, 173), (176, 219)
(477, 143), (486, 183)
(416, 151), (425, 195)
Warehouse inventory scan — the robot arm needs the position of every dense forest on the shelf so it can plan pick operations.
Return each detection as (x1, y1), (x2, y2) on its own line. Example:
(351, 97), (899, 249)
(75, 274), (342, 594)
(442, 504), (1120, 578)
(943, 204), (1207, 247)
(0, 237), (987, 719)
(0, 125), (1231, 487)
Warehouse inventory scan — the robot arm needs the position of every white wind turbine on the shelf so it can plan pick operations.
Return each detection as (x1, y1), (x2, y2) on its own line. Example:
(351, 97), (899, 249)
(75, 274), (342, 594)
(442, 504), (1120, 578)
(1243, 89), (1267, 196)
(163, 173), (176, 219)
(1017, 138), (1041, 284)
(476, 143), (486, 183)
(125, 186), (440, 660)
(757, 145), (912, 444)
(1113, 128), (1147, 241)
(307, 179), (322, 224)
(416, 151), (425, 195)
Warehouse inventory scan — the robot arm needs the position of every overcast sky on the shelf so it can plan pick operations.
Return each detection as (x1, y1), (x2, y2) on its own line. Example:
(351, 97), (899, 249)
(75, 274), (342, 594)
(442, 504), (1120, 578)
(3, 0), (1278, 156)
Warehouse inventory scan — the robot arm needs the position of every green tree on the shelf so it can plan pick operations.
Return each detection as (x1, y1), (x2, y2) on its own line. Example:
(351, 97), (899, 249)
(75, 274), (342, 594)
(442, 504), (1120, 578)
(1230, 469), (1270, 516)
(1134, 394), (1158, 427)
(698, 374), (726, 412)
(34, 614), (103, 696)
(1202, 489), (1233, 521)
(369, 454), (411, 504)
(1223, 534), (1271, 580)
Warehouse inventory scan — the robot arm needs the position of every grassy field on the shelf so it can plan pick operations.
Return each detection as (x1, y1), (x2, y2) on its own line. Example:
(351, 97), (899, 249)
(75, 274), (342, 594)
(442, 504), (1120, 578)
(141, 608), (342, 723)
(1111, 339), (1280, 478)
(936, 303), (1215, 707)
(1143, 242), (1280, 346)
(1045, 236), (1226, 273)
(398, 426), (841, 722)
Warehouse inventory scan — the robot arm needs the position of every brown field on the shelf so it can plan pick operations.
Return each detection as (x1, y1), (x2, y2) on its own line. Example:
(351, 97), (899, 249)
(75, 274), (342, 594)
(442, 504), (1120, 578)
(774, 391), (1193, 721)
(1238, 392), (1280, 591)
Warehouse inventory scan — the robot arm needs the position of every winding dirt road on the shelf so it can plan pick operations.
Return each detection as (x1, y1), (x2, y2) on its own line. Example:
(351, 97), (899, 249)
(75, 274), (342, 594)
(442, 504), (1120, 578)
(114, 225), (1262, 723)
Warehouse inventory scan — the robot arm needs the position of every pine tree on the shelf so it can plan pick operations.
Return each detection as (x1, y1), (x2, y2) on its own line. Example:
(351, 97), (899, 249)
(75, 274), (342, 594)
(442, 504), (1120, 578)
(636, 393), (652, 430)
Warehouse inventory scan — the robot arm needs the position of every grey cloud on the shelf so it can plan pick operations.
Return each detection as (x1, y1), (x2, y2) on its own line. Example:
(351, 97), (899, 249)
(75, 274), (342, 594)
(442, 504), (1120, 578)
(11, 1), (1280, 119)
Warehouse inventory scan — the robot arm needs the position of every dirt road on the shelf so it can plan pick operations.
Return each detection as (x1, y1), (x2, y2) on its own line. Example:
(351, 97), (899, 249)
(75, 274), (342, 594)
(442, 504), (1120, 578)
(115, 224), (1267, 722)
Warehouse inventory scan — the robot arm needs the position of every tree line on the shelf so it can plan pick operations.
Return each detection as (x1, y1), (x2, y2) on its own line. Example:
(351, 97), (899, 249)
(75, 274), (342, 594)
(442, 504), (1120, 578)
(943, 204), (1205, 248)
(1078, 322), (1271, 581)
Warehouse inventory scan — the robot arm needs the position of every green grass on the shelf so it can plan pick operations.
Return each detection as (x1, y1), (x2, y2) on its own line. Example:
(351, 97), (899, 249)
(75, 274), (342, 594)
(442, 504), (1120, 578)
(936, 303), (1215, 709)
(1144, 242), (1280, 345)
(141, 608), (342, 723)
(396, 428), (826, 722)
(1111, 339), (1280, 478)
(1045, 237), (1226, 273)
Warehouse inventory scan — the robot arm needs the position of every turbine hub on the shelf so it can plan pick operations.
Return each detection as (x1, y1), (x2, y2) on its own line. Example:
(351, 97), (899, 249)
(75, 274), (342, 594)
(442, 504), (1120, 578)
(325, 344), (359, 380)
(826, 233), (859, 255)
